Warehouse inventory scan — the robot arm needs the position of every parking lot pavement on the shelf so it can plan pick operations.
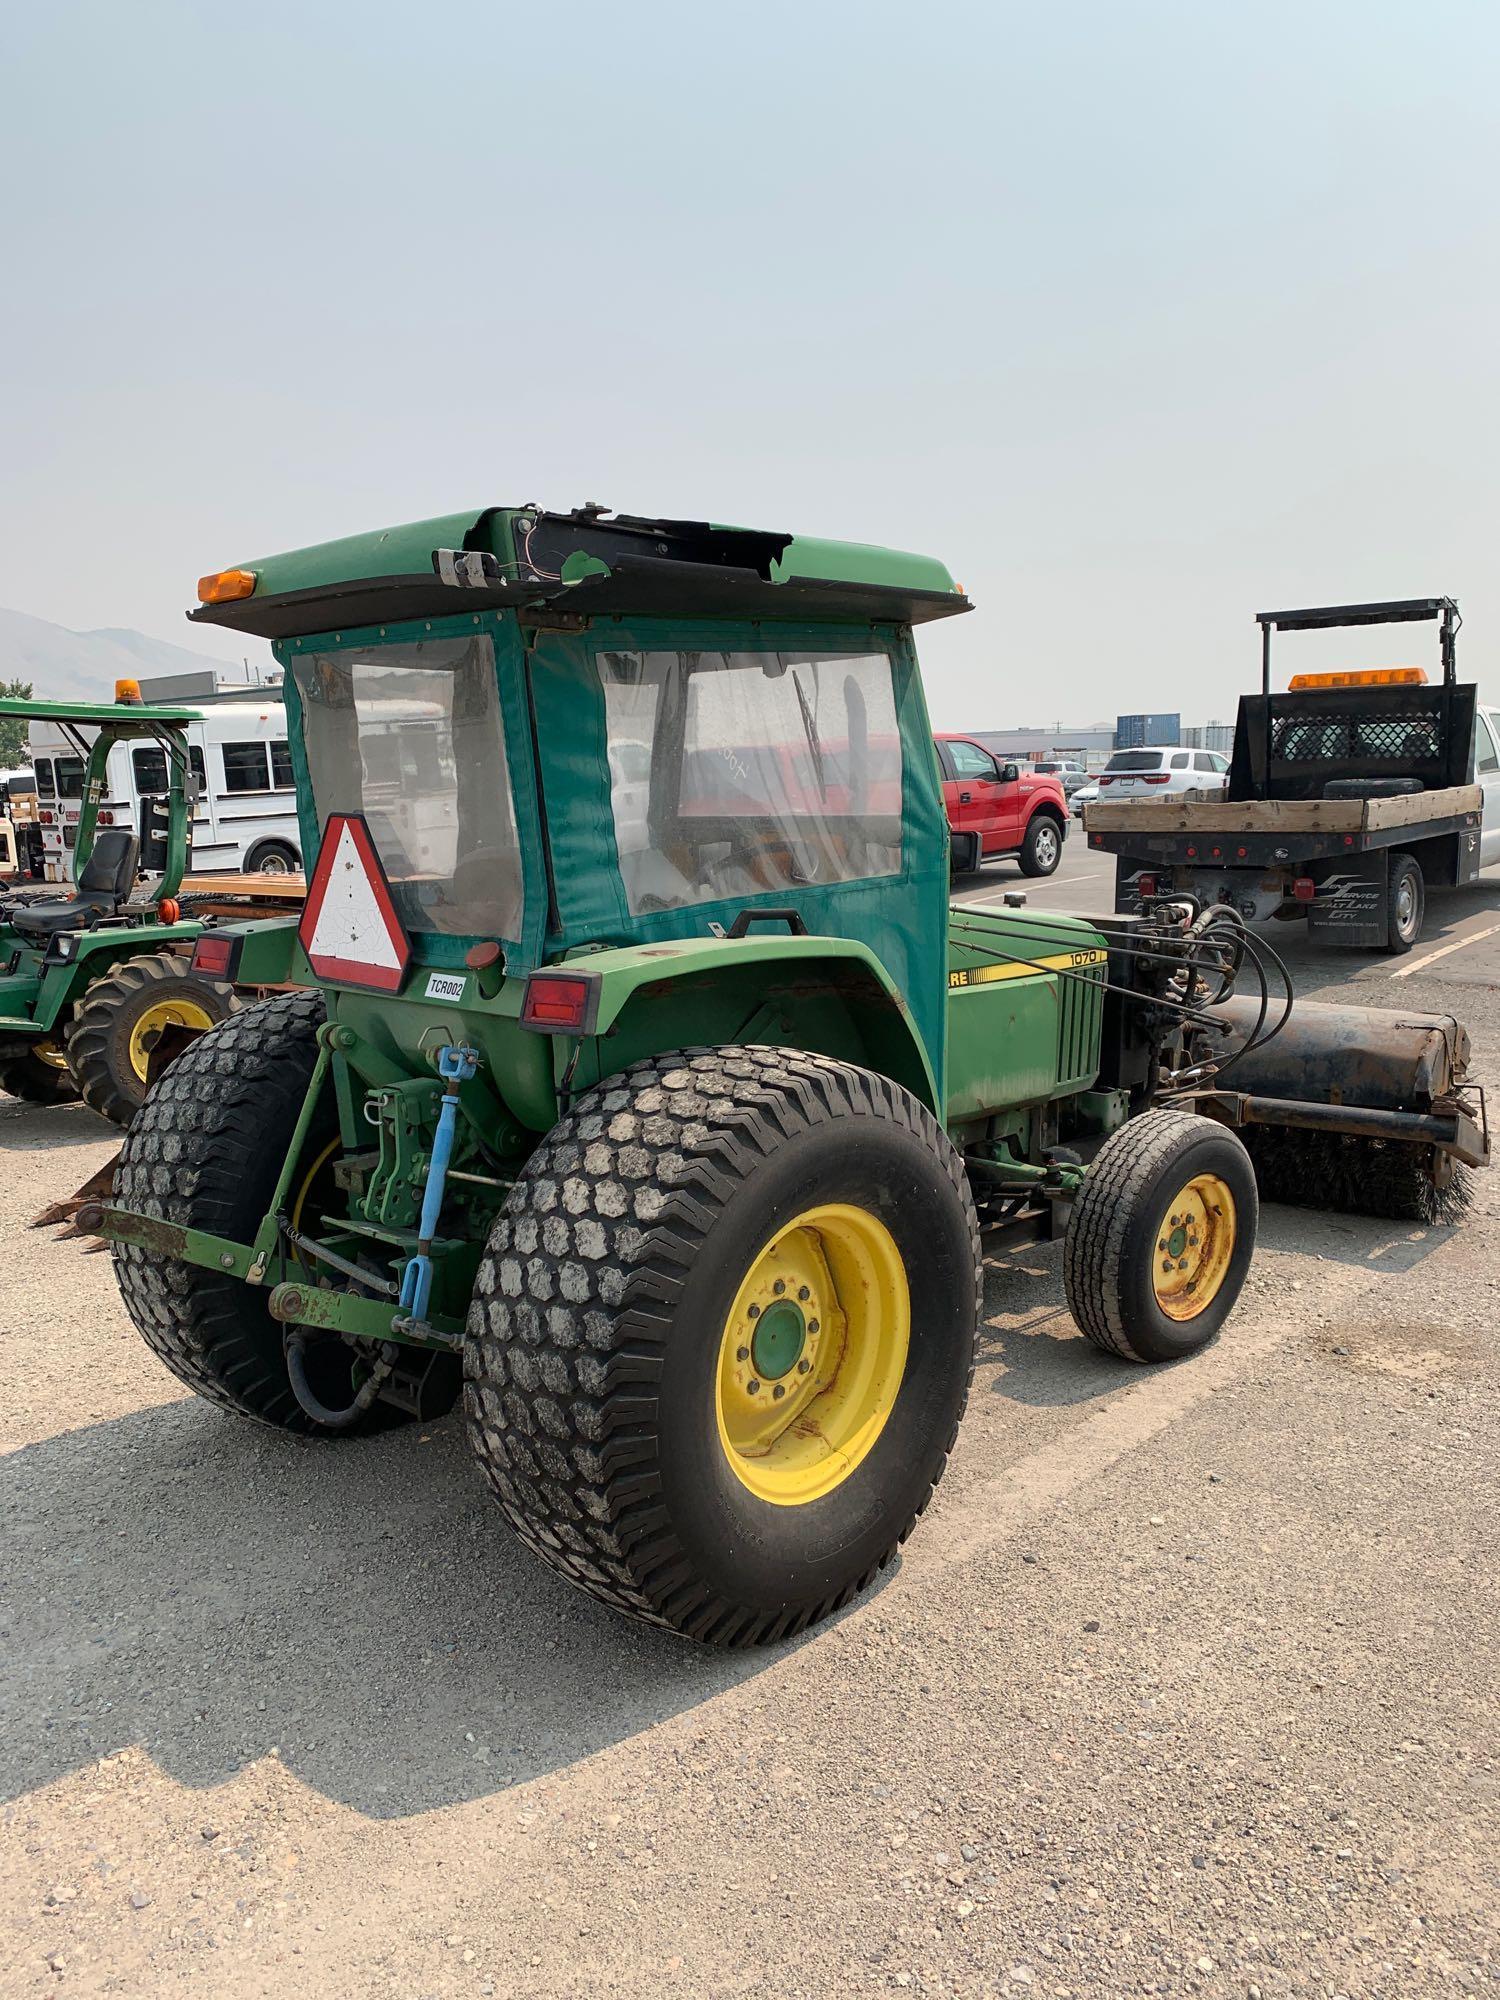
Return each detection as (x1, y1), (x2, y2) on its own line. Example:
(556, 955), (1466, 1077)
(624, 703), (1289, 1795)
(3, 943), (1497, 1996)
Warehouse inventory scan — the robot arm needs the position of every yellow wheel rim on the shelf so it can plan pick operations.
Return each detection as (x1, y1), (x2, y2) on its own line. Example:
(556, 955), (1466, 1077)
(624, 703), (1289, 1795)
(715, 1203), (910, 1507)
(1151, 1173), (1236, 1321)
(33, 1040), (70, 1071)
(127, 996), (215, 1083)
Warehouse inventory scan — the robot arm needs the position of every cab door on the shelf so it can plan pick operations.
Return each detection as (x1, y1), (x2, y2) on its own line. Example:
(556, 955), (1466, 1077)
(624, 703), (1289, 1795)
(1476, 712), (1500, 867)
(942, 737), (1012, 853)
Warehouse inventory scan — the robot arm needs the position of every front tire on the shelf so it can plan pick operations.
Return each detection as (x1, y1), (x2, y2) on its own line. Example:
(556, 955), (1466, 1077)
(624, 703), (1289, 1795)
(66, 950), (240, 1127)
(1064, 1109), (1257, 1363)
(465, 1047), (981, 1644)
(1018, 813), (1063, 877)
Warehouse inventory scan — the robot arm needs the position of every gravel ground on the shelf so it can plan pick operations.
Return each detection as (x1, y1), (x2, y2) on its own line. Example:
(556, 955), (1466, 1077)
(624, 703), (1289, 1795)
(2, 955), (1496, 1998)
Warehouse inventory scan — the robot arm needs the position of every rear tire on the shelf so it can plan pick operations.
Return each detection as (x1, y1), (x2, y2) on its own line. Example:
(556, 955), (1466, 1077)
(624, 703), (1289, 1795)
(1064, 1108), (1257, 1363)
(1383, 852), (1424, 954)
(65, 950), (240, 1128)
(245, 839), (299, 876)
(0, 1041), (80, 1106)
(113, 992), (453, 1433)
(465, 1047), (981, 1644)
(1018, 813), (1062, 877)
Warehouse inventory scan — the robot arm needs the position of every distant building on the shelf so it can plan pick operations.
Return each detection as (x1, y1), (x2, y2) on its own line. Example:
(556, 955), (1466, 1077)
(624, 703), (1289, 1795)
(968, 725), (1117, 771)
(139, 668), (284, 706)
(1183, 721), (1235, 756)
(1115, 711), (1181, 750)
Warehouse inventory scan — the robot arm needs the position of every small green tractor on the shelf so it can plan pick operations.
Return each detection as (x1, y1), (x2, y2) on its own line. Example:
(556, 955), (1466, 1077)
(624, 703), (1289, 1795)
(83, 504), (1489, 1644)
(0, 695), (240, 1124)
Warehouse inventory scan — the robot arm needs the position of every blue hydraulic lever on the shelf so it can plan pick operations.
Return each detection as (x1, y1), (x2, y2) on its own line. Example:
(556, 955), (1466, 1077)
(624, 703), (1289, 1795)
(398, 1043), (479, 1326)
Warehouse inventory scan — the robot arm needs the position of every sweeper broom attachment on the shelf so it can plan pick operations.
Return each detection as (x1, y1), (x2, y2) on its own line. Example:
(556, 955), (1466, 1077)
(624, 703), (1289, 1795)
(1195, 993), (1487, 1224)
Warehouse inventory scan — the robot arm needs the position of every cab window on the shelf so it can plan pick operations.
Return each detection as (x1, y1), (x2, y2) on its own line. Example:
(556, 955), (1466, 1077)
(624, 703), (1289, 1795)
(946, 739), (999, 781)
(33, 757), (54, 798)
(597, 647), (903, 917)
(1476, 712), (1500, 775)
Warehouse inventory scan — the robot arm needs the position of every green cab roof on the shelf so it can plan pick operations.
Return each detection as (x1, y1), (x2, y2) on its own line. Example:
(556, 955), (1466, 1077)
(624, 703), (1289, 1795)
(189, 503), (972, 640)
(0, 697), (202, 727)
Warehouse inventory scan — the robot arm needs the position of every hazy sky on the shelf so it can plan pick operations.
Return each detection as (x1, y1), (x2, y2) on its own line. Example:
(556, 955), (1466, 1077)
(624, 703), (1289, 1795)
(2, 1), (1495, 727)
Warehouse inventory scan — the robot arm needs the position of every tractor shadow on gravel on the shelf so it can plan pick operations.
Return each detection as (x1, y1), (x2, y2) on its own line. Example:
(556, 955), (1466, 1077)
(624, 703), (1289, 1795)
(0, 1400), (813, 1820)
(0, 1095), (117, 1153)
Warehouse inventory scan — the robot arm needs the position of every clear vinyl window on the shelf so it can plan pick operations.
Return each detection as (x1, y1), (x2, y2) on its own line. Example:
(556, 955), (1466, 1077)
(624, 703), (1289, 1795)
(597, 647), (903, 916)
(292, 634), (522, 939)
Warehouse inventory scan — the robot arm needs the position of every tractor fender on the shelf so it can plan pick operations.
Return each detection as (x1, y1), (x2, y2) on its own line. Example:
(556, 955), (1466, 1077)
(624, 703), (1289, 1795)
(569, 934), (940, 1110)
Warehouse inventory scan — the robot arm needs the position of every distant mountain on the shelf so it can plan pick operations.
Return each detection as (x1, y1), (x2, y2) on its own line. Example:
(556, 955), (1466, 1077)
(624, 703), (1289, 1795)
(0, 606), (253, 701)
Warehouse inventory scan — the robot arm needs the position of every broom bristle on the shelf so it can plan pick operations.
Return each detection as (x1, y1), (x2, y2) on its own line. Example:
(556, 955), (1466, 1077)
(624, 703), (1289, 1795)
(1241, 1126), (1473, 1226)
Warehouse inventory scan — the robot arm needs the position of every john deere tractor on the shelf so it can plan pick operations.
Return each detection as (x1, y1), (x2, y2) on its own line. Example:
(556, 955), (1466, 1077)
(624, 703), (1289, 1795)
(83, 505), (1489, 1644)
(0, 694), (240, 1123)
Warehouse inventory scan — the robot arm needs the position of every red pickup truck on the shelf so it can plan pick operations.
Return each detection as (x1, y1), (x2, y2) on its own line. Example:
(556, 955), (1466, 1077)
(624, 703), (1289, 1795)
(935, 734), (1069, 877)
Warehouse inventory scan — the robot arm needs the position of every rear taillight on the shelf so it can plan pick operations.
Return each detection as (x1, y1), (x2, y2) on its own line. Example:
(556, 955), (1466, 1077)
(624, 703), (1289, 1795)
(191, 933), (239, 979)
(1136, 873), (1158, 896)
(38, 809), (53, 825)
(1143, 773), (1171, 785)
(521, 971), (599, 1035)
(1097, 775), (1114, 786)
(1293, 877), (1317, 903)
(97, 811), (114, 826)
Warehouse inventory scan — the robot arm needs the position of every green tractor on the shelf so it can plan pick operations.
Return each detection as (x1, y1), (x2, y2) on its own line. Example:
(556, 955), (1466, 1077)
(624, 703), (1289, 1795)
(0, 694), (240, 1123)
(82, 505), (1489, 1644)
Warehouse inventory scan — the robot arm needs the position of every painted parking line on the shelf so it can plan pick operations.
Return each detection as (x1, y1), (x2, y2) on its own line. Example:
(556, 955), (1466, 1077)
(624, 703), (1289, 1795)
(1388, 919), (1500, 979)
(960, 871), (1108, 902)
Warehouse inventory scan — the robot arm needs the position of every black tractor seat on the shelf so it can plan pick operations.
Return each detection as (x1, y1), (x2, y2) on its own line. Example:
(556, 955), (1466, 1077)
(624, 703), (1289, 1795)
(10, 831), (142, 941)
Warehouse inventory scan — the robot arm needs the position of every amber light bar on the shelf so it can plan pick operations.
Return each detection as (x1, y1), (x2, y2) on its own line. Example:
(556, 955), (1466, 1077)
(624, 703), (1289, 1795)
(197, 568), (257, 604)
(1287, 667), (1428, 690)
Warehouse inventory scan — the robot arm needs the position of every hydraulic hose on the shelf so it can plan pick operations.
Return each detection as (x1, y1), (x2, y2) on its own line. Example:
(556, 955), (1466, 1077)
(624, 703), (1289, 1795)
(285, 1331), (395, 1431)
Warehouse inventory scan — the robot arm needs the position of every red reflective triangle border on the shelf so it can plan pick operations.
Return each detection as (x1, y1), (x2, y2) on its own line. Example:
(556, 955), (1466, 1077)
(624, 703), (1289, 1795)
(297, 811), (411, 993)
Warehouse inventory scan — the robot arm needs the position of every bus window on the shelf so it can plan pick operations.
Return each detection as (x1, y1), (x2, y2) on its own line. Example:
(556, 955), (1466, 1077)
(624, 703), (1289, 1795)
(55, 757), (85, 799)
(33, 757), (55, 798)
(270, 739), (295, 789)
(133, 746), (169, 793)
(223, 742), (272, 792)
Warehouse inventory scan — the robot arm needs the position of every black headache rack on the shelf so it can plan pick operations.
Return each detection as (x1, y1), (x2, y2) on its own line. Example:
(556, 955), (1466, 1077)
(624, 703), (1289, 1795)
(1230, 597), (1471, 803)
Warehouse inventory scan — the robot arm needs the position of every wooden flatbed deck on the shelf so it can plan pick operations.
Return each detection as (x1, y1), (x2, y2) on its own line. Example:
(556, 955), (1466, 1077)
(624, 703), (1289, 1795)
(1085, 784), (1481, 838)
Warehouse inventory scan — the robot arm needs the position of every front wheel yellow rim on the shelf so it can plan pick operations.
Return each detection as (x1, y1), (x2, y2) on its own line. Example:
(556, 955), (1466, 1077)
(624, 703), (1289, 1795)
(1151, 1173), (1236, 1321)
(33, 1040), (70, 1071)
(127, 996), (215, 1082)
(715, 1203), (910, 1507)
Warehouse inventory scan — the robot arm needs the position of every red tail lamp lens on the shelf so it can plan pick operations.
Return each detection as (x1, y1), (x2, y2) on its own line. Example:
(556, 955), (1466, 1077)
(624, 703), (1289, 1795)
(522, 973), (597, 1033)
(1293, 877), (1317, 903)
(191, 934), (237, 978)
(1137, 873), (1158, 896)
(1143, 772), (1171, 784)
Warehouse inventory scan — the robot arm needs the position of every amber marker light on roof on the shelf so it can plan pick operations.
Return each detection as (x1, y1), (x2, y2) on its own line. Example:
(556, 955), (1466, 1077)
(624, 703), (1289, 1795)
(197, 568), (257, 604)
(114, 677), (143, 704)
(1287, 668), (1428, 690)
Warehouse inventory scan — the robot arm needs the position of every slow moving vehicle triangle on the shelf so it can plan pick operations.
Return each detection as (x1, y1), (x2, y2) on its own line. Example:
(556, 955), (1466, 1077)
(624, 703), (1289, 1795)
(298, 813), (410, 992)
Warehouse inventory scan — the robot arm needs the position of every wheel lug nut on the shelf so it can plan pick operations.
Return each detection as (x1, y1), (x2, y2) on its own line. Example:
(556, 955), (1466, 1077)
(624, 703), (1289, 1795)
(1177, 1259), (1188, 1271)
(807, 1319), (819, 1334)
(797, 1359), (811, 1374)
(797, 1286), (810, 1301)
(1157, 1240), (1167, 1252)
(747, 1379), (760, 1395)
(747, 1304), (760, 1319)
(773, 1384), (786, 1400)
(736, 1346), (749, 1362)
(773, 1279), (785, 1295)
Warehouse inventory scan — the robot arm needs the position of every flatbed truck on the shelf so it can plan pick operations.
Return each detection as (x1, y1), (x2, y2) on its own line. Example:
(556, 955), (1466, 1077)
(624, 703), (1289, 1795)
(1087, 598), (1500, 952)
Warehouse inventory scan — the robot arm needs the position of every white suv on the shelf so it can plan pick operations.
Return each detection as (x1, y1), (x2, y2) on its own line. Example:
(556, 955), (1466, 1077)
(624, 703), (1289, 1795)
(1094, 747), (1230, 801)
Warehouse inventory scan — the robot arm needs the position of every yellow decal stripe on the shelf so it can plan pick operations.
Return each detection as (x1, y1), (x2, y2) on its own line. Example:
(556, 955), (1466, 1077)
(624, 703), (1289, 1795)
(948, 947), (1107, 990)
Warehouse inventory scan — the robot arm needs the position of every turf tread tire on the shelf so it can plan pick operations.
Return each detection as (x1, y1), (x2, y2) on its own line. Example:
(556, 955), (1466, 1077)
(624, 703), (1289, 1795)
(464, 1045), (982, 1645)
(1064, 1107), (1256, 1363)
(111, 991), (399, 1434)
